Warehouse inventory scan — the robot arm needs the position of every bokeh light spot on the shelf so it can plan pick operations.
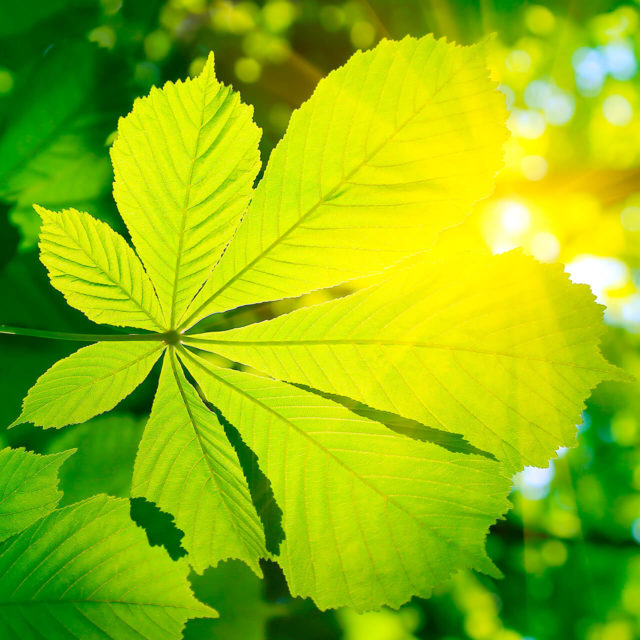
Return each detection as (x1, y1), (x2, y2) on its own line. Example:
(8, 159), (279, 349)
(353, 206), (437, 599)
(621, 205), (640, 231)
(531, 232), (560, 262)
(521, 155), (548, 181)
(506, 49), (532, 73)
(602, 94), (633, 126)
(500, 200), (531, 234)
(525, 5), (555, 35)
(235, 57), (261, 83)
(514, 463), (555, 500)
(566, 255), (628, 303)
(350, 21), (376, 49)
(0, 68), (14, 95)
(508, 109), (546, 138)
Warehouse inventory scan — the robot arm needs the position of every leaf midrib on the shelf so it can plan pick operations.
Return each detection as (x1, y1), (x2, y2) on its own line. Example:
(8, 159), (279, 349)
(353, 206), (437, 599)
(169, 63), (213, 329)
(184, 337), (613, 374)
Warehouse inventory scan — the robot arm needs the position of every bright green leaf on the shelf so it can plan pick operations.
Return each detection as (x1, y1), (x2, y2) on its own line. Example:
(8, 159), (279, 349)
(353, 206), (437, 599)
(12, 341), (164, 428)
(186, 250), (624, 473)
(181, 349), (510, 611)
(181, 35), (507, 329)
(0, 494), (215, 639)
(36, 206), (165, 331)
(132, 349), (267, 574)
(111, 52), (261, 327)
(0, 447), (73, 542)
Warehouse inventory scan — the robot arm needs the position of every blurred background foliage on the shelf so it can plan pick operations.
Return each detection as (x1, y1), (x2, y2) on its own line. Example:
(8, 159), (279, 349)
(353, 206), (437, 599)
(1, 1), (639, 639)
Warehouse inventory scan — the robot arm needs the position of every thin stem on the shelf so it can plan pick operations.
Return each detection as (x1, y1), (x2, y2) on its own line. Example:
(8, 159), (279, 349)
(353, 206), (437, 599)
(0, 325), (169, 343)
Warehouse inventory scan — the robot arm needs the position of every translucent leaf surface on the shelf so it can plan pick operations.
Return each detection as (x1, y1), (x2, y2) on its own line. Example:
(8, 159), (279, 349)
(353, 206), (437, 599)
(181, 35), (507, 328)
(37, 206), (165, 331)
(187, 250), (623, 473)
(0, 494), (214, 639)
(0, 447), (73, 542)
(132, 350), (267, 573)
(181, 349), (510, 610)
(13, 341), (164, 428)
(111, 53), (261, 327)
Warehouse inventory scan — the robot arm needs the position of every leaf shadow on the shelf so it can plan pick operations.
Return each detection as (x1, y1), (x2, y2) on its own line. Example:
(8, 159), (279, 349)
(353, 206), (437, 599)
(207, 403), (286, 556)
(129, 497), (188, 561)
(292, 383), (496, 459)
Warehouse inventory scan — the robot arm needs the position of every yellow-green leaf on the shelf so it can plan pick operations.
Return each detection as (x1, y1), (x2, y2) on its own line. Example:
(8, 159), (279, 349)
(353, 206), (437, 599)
(0, 447), (73, 542)
(0, 495), (215, 639)
(111, 53), (261, 328)
(36, 205), (164, 331)
(132, 350), (267, 574)
(181, 35), (507, 329)
(12, 341), (164, 429)
(186, 250), (624, 473)
(181, 348), (510, 611)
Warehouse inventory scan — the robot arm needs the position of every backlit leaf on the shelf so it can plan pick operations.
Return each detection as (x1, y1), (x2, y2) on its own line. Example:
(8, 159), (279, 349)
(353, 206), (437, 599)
(0, 494), (215, 639)
(181, 35), (507, 329)
(132, 349), (267, 574)
(111, 53), (261, 327)
(186, 250), (624, 473)
(36, 206), (165, 331)
(0, 447), (73, 542)
(181, 348), (510, 610)
(12, 341), (164, 428)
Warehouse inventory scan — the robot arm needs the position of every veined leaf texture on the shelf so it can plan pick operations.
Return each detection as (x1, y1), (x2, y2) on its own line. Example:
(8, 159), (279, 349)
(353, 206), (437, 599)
(6, 36), (623, 615)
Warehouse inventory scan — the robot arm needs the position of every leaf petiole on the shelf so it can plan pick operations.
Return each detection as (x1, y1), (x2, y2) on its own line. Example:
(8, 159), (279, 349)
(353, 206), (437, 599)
(0, 325), (169, 342)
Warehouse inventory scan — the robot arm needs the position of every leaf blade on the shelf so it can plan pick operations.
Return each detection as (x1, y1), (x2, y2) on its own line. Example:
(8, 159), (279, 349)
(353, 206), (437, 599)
(182, 35), (507, 327)
(0, 494), (215, 640)
(111, 53), (261, 327)
(37, 206), (165, 331)
(182, 350), (510, 611)
(187, 250), (623, 473)
(0, 447), (73, 543)
(13, 341), (164, 429)
(132, 350), (267, 574)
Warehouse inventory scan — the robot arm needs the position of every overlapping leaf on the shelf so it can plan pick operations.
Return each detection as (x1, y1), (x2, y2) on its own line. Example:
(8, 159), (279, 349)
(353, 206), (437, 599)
(182, 349), (510, 610)
(180, 35), (507, 329)
(186, 250), (624, 473)
(0, 447), (73, 542)
(132, 350), (267, 574)
(0, 494), (214, 639)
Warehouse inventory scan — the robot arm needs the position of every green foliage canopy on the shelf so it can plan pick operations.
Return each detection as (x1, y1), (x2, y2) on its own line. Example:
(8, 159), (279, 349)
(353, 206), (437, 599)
(6, 35), (622, 614)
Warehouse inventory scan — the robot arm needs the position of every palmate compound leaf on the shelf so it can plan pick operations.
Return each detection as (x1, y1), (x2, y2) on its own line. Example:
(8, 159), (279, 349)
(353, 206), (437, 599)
(185, 250), (627, 475)
(179, 34), (508, 330)
(111, 52), (261, 328)
(0, 494), (215, 639)
(0, 447), (73, 543)
(131, 349), (267, 574)
(179, 347), (511, 611)
(8, 33), (622, 613)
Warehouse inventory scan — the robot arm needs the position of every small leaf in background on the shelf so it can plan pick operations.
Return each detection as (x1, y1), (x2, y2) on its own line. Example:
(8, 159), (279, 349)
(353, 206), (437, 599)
(0, 447), (73, 542)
